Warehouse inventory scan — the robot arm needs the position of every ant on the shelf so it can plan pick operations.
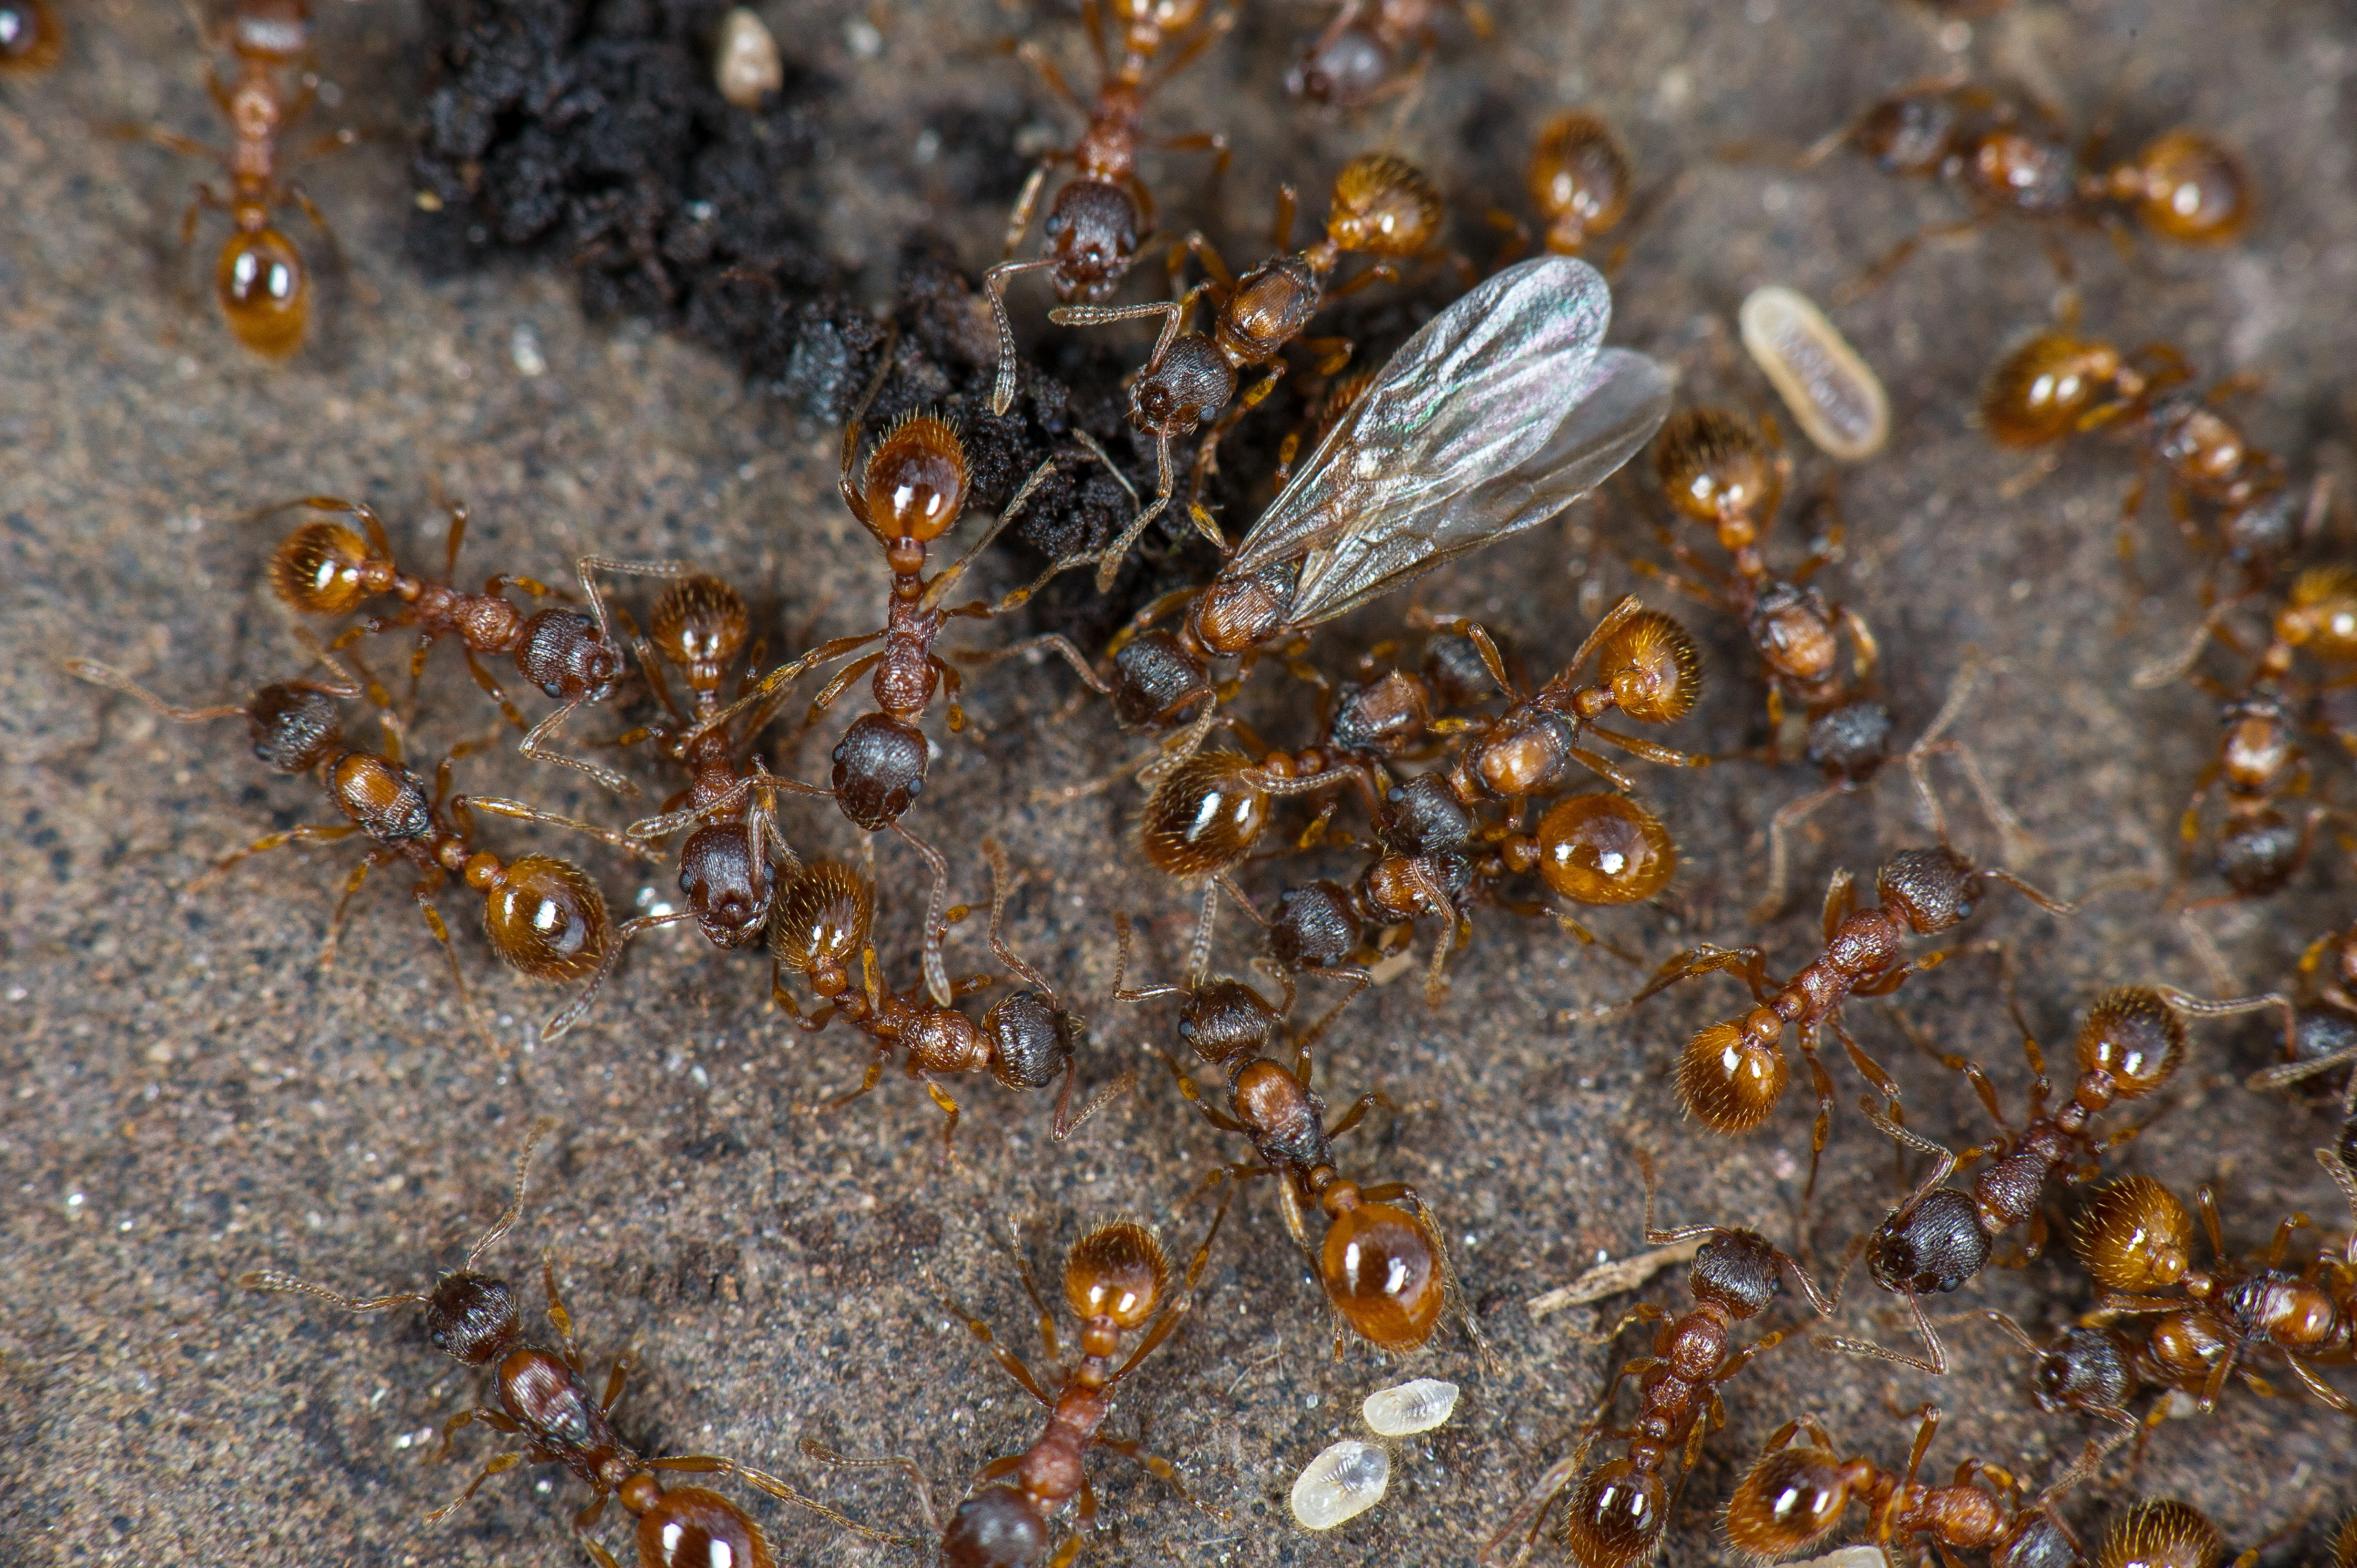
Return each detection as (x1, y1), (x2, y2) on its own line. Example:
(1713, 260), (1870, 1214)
(1051, 151), (1449, 585)
(2250, 919), (2357, 1116)
(1482, 1152), (1835, 1568)
(265, 492), (682, 796)
(781, 842), (1135, 1162)
(1721, 1402), (2089, 1567)
(1488, 111), (1639, 266)
(1819, 983), (2294, 1375)
(2070, 1162), (2357, 1418)
(1807, 78), (2251, 291)
(65, 657), (622, 1028)
(1630, 736), (2072, 1194)
(127, 0), (363, 357)
(1285, 0), (1489, 109)
(1114, 914), (1475, 1358)
(984, 0), (1237, 417)
(0, 0), (60, 73)
(792, 1209), (1229, 1567)
(238, 1121), (899, 1566)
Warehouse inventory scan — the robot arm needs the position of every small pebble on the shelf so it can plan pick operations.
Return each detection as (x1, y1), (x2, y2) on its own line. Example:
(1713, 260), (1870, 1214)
(716, 7), (783, 110)
(1361, 1377), (1459, 1436)
(1291, 1440), (1390, 1529)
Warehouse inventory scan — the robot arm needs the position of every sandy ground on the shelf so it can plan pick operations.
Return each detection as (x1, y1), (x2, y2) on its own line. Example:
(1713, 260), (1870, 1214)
(3, 0), (2356, 1564)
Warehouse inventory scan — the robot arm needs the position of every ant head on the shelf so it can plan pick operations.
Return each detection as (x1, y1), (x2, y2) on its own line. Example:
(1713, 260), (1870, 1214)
(650, 574), (748, 690)
(2216, 807), (2304, 898)
(1597, 610), (1702, 725)
(1140, 752), (1269, 878)
(1108, 631), (1212, 730)
(1064, 1220), (1169, 1332)
(1318, 1185), (1443, 1351)
(1331, 671), (1434, 762)
(985, 992), (1075, 1091)
(769, 862), (874, 997)
(624, 1483), (775, 1568)
(2122, 131), (2251, 245)
(1176, 977), (1284, 1069)
(1980, 333), (2126, 448)
(1269, 882), (1361, 971)
(474, 853), (612, 982)
(1654, 407), (1780, 535)
(830, 713), (929, 831)
(1999, 1513), (2083, 1568)
(1555, 1457), (1669, 1568)
(1324, 153), (1442, 258)
(677, 823), (771, 949)
(940, 1485), (1050, 1568)
(2028, 1325), (2132, 1417)
(862, 414), (969, 544)
(1676, 1014), (1788, 1133)
(1186, 565), (1291, 656)
(1852, 90), (1960, 174)
(1804, 699), (1894, 786)
(515, 608), (622, 702)
(216, 227), (308, 358)
(1285, 23), (1388, 107)
(245, 682), (345, 773)
(2073, 1174), (2194, 1294)
(1866, 1187), (1990, 1298)
(1527, 113), (1633, 255)
(1041, 180), (1140, 301)
(423, 1270), (522, 1365)
(1375, 773), (1471, 857)
(2093, 1501), (2225, 1568)
(1747, 581), (1840, 687)
(1130, 336), (1236, 438)
(1689, 1229), (1780, 1320)
(1724, 1439), (1849, 1563)
(2074, 988), (2185, 1103)
(1875, 847), (1980, 933)
(1533, 793), (1675, 906)
(270, 520), (379, 616)
(229, 0), (312, 64)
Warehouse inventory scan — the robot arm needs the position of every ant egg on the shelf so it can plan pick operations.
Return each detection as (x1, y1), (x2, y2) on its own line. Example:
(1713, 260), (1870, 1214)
(1739, 285), (1888, 462)
(1361, 1377), (1459, 1436)
(715, 7), (783, 110)
(1290, 1439), (1390, 1529)
(1789, 1548), (1893, 1568)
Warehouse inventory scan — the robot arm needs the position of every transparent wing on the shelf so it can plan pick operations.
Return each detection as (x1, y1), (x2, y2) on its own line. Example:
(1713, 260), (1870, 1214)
(1286, 346), (1672, 625)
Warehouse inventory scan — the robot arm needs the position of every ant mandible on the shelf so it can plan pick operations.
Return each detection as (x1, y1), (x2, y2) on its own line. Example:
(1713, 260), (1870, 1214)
(239, 1121), (902, 1566)
(1483, 1151), (1835, 1568)
(128, 0), (362, 357)
(984, 0), (1237, 416)
(266, 492), (683, 795)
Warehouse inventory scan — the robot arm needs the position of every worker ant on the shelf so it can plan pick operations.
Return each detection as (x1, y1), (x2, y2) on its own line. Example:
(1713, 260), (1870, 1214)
(1820, 983), (2294, 1375)
(1482, 1152), (1835, 1568)
(984, 0), (1237, 416)
(1285, 0), (1488, 108)
(265, 492), (683, 796)
(780, 842), (1135, 1162)
(1807, 78), (2251, 291)
(2249, 919), (2357, 1115)
(1721, 1402), (2090, 1567)
(1051, 151), (1449, 585)
(1114, 914), (1475, 1358)
(65, 657), (624, 1030)
(1629, 726), (2071, 1194)
(127, 0), (362, 357)
(0, 0), (60, 72)
(239, 1121), (900, 1566)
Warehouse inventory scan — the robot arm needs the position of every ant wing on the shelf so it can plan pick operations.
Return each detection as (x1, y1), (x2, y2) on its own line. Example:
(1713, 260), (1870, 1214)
(1288, 346), (1671, 626)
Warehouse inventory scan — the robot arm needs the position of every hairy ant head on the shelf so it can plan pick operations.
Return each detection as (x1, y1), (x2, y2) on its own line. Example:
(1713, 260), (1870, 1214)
(515, 608), (624, 702)
(626, 1484), (776, 1568)
(1597, 610), (1702, 725)
(1725, 1438), (1848, 1561)
(863, 414), (971, 543)
(676, 824), (771, 949)
(2073, 1174), (2194, 1294)
(472, 853), (613, 982)
(1556, 1457), (1668, 1568)
(769, 862), (873, 997)
(216, 227), (308, 359)
(651, 574), (749, 691)
(2075, 987), (2186, 1102)
(423, 1270), (524, 1365)
(1066, 1221), (1169, 1332)
(1332, 671), (1435, 761)
(1176, 978), (1285, 1069)
(2115, 131), (2251, 244)
(1269, 882), (1361, 971)
(270, 520), (380, 616)
(1535, 793), (1675, 905)
(1131, 334), (1237, 437)
(1109, 631), (1213, 730)
(2093, 1501), (2224, 1568)
(1804, 699), (1894, 785)
(1677, 1014), (1788, 1133)
(2026, 1325), (2134, 1417)
(1042, 180), (1141, 301)
(1690, 1229), (1781, 1320)
(1318, 1184), (1444, 1351)
(831, 713), (929, 831)
(1325, 153), (1444, 258)
(2216, 807), (2303, 897)
(1852, 91), (1958, 174)
(941, 1485), (1050, 1568)
(1998, 1513), (2081, 1568)
(1875, 846), (1980, 933)
(1867, 1187), (1990, 1297)
(984, 991), (1076, 1091)
(1286, 23), (1388, 106)
(1980, 334), (2126, 448)
(1376, 774), (1473, 857)
(245, 682), (346, 774)
(1141, 752), (1270, 877)
(228, 0), (312, 63)
(1527, 113), (1633, 256)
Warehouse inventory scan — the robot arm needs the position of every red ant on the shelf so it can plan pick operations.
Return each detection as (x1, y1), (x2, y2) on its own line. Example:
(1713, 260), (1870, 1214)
(1114, 914), (1476, 1358)
(2250, 919), (2357, 1117)
(265, 492), (682, 796)
(1285, 0), (1489, 109)
(128, 0), (362, 357)
(791, 1209), (1230, 1567)
(984, 0), (1237, 416)
(0, 0), (61, 72)
(1483, 1152), (1834, 1568)
(239, 1120), (903, 1566)
(1819, 983), (2293, 1375)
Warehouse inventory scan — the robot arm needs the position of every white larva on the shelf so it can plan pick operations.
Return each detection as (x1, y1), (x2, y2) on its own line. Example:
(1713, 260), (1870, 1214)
(1290, 1439), (1391, 1529)
(1361, 1377), (1460, 1436)
(715, 7), (784, 111)
(1739, 284), (1889, 462)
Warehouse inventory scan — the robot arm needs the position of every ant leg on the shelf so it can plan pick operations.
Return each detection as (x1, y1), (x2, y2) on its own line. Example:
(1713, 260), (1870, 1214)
(1754, 785), (1845, 922)
(424, 1449), (526, 1523)
(725, 1457), (923, 1546)
(804, 652), (886, 727)
(541, 1254), (586, 1366)
(1835, 218), (1979, 304)
(460, 647), (531, 734)
(1294, 967), (1371, 1051)
(939, 1282), (1053, 1406)
(798, 1437), (943, 1540)
(287, 183), (377, 306)
(317, 843), (397, 969)
(1049, 1059), (1136, 1141)
(810, 1048), (891, 1116)
(520, 699), (640, 798)
(1480, 1432), (1602, 1567)
(1793, 1028), (1840, 1200)
(1630, 943), (1773, 1007)
(1091, 1435), (1194, 1500)
(1911, 735), (2041, 867)
(984, 256), (1060, 415)
(463, 796), (667, 862)
(955, 633), (1111, 696)
(890, 820), (958, 1008)
(1815, 1289), (1949, 1373)
(540, 910), (694, 1043)
(1324, 1090), (1387, 1142)
(1189, 364), (1285, 488)
(186, 821), (361, 894)
(414, 880), (495, 1053)
(922, 1076), (963, 1165)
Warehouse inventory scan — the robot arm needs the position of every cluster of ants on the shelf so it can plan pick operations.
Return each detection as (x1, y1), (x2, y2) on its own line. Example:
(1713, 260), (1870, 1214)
(37, 0), (2357, 1562)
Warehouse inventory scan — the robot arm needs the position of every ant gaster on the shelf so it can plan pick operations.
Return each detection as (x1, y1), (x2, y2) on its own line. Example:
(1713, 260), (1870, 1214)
(239, 1121), (899, 1567)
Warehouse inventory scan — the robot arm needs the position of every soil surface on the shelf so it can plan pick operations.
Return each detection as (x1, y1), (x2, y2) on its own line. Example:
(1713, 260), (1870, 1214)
(4, 0), (2356, 1565)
